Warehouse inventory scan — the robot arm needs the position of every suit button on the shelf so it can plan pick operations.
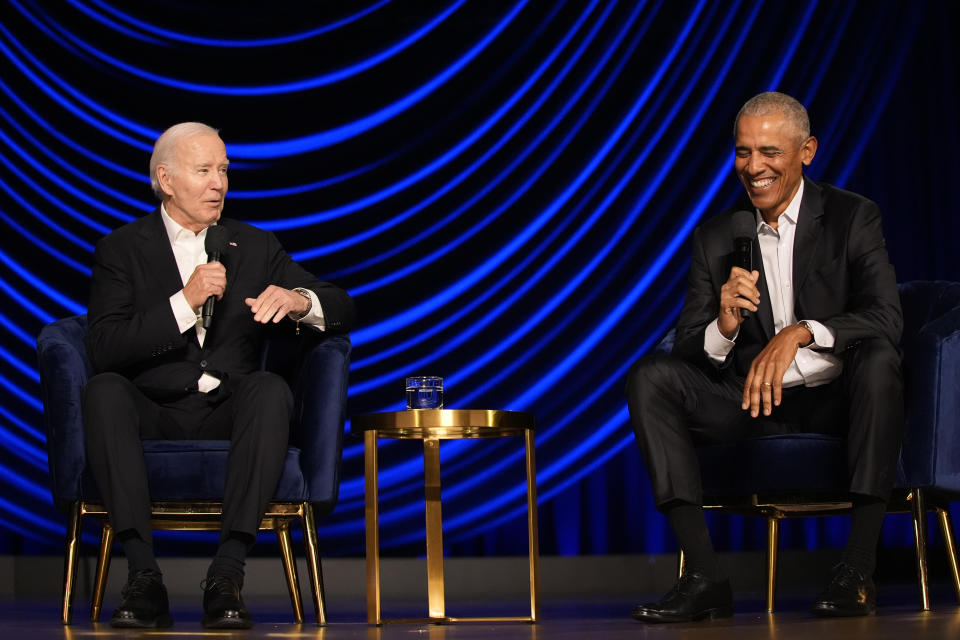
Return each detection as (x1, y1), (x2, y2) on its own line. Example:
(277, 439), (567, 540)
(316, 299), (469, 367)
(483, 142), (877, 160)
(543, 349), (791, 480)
(200, 360), (208, 368)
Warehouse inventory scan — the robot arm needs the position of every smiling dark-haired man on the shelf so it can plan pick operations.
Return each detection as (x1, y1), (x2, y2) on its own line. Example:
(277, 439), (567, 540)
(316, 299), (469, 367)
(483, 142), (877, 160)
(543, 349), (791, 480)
(625, 92), (903, 622)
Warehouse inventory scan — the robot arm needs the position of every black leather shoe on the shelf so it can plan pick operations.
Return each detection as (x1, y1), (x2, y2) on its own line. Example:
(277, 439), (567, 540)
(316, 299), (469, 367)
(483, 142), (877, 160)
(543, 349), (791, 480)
(202, 575), (253, 629)
(631, 572), (734, 623)
(110, 569), (173, 628)
(811, 563), (876, 617)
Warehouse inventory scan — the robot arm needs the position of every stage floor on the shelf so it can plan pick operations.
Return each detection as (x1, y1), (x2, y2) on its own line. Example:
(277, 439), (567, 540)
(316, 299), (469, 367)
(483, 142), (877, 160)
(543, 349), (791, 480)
(3, 591), (959, 639)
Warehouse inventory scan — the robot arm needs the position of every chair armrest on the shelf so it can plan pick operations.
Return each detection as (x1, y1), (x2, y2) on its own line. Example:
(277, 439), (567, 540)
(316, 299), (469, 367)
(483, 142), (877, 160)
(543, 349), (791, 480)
(36, 316), (91, 509)
(288, 334), (351, 514)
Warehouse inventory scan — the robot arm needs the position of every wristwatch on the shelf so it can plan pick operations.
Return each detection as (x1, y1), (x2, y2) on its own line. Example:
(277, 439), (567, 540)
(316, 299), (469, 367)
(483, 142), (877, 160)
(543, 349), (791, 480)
(797, 320), (815, 347)
(293, 288), (312, 334)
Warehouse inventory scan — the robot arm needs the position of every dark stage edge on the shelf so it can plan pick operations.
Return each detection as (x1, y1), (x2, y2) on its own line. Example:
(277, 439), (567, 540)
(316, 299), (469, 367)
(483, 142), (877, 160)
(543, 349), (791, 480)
(3, 551), (959, 637)
(2, 591), (960, 639)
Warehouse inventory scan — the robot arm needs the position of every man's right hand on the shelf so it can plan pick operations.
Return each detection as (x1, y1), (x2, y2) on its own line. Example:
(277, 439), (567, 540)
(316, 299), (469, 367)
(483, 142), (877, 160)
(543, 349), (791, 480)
(718, 266), (760, 339)
(182, 261), (226, 310)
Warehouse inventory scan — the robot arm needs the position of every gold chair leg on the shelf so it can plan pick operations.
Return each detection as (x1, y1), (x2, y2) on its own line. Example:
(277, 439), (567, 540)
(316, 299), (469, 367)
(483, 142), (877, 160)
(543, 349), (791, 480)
(364, 430), (382, 625)
(62, 501), (82, 625)
(766, 517), (779, 613)
(302, 502), (327, 625)
(91, 522), (114, 622)
(524, 428), (541, 622)
(276, 519), (304, 624)
(910, 489), (932, 611)
(423, 437), (446, 620)
(936, 505), (960, 604)
(677, 549), (686, 579)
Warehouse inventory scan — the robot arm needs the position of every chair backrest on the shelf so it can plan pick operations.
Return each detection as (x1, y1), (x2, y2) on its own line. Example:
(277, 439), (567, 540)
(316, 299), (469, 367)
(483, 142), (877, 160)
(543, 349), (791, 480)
(897, 281), (960, 493)
(36, 314), (351, 511)
(36, 315), (91, 509)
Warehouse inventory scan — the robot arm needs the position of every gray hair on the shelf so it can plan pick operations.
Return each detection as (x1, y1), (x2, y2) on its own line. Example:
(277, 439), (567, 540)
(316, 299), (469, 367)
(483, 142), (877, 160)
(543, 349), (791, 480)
(734, 92), (810, 145)
(149, 122), (221, 199)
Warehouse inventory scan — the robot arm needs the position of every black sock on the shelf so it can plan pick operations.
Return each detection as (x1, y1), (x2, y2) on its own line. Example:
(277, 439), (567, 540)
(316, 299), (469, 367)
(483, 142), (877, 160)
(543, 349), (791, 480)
(117, 530), (160, 577)
(665, 502), (724, 581)
(841, 495), (886, 577)
(207, 531), (255, 586)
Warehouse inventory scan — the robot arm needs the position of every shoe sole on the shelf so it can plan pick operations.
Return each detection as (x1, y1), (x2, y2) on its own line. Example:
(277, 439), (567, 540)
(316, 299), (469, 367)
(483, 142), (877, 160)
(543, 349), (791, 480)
(202, 616), (253, 629)
(632, 606), (734, 623)
(110, 613), (173, 628)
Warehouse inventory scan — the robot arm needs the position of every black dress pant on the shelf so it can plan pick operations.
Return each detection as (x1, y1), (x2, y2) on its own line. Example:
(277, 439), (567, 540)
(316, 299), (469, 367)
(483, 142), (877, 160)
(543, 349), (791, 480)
(83, 371), (292, 545)
(625, 338), (904, 508)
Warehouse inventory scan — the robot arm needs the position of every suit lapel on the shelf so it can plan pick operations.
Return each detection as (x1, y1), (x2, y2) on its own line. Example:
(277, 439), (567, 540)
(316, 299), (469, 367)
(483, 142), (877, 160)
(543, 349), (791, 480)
(792, 177), (824, 305)
(137, 209), (200, 346)
(137, 209), (185, 296)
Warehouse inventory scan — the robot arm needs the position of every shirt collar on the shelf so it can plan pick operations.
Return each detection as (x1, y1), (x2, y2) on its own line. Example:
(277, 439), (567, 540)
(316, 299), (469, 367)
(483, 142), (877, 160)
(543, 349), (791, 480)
(756, 178), (805, 232)
(160, 203), (213, 243)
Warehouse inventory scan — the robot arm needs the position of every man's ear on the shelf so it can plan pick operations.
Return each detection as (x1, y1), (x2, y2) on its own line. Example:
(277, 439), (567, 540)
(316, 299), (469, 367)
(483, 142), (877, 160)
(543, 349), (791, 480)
(156, 165), (174, 197)
(800, 136), (818, 166)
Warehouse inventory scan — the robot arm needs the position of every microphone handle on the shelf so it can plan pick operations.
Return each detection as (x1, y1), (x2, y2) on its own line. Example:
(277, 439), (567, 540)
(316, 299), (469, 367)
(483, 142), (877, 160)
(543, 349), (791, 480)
(201, 250), (220, 329)
(735, 239), (752, 319)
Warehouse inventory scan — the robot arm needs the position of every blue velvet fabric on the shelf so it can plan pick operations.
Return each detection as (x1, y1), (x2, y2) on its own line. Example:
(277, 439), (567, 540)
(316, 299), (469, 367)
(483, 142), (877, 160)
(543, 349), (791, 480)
(652, 281), (960, 498)
(36, 315), (351, 512)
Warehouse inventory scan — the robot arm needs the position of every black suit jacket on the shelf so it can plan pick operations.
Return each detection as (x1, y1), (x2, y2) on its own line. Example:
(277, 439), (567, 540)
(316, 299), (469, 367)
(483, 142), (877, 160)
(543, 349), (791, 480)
(86, 209), (355, 400)
(672, 177), (902, 378)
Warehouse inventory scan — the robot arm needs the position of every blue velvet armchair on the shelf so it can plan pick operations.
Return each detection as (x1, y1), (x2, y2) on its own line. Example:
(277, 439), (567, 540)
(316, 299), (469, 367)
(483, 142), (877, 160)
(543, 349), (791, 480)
(36, 314), (351, 625)
(658, 280), (960, 611)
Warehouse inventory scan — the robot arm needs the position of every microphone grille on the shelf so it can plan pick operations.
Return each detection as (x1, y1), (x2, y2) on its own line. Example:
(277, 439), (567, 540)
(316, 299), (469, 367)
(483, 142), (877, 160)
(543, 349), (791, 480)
(731, 209), (756, 239)
(204, 224), (230, 255)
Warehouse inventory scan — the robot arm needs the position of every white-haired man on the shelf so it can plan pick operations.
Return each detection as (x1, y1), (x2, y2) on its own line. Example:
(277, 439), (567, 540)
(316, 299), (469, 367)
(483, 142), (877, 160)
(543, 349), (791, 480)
(83, 123), (354, 628)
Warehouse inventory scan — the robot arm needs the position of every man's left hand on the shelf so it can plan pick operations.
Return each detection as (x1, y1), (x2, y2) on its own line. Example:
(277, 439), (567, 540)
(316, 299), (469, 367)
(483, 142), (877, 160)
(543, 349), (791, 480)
(245, 286), (310, 324)
(742, 323), (814, 417)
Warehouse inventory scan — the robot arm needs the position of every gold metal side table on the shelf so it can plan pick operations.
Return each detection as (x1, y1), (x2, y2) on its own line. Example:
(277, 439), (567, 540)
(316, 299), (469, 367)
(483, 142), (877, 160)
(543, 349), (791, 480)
(351, 409), (540, 625)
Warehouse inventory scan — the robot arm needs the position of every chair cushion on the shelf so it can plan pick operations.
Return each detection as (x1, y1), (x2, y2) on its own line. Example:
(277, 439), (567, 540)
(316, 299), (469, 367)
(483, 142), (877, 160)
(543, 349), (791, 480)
(80, 441), (309, 502)
(698, 433), (848, 496)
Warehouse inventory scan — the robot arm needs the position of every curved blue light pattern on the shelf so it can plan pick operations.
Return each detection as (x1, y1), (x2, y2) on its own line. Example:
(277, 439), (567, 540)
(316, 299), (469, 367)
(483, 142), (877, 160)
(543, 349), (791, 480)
(26, 0), (467, 94)
(0, 1), (951, 558)
(68, 0), (394, 47)
(349, 1), (706, 347)
(263, 0), (598, 234)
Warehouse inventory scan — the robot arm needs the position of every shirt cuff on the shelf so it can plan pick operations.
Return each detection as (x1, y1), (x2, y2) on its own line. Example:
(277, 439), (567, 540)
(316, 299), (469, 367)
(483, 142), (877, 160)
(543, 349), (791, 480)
(289, 288), (326, 331)
(170, 291), (199, 334)
(704, 318), (737, 364)
(799, 319), (835, 349)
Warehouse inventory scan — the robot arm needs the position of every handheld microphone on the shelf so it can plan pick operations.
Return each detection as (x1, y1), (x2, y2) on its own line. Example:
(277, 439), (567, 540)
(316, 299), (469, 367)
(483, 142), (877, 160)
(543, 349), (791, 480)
(731, 210), (755, 319)
(202, 225), (230, 329)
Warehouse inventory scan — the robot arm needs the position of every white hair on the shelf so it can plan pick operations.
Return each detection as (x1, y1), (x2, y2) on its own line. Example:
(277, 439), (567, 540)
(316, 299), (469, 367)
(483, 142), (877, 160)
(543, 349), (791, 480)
(149, 122), (221, 199)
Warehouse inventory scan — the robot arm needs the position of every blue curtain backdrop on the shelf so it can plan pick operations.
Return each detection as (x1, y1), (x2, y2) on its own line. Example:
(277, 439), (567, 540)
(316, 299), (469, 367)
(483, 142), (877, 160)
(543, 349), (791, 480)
(0, 0), (957, 558)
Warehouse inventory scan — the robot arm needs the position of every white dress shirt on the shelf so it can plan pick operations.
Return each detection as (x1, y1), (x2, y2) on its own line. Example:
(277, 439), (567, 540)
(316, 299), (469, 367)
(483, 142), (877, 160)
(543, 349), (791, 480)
(703, 181), (842, 387)
(160, 205), (325, 392)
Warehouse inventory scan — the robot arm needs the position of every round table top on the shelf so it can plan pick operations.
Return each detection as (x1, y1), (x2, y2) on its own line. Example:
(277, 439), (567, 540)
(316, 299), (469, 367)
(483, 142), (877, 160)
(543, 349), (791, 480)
(351, 409), (536, 439)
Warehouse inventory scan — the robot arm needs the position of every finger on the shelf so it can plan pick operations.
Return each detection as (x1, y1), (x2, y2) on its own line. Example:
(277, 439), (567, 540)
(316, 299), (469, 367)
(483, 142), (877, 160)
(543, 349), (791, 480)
(247, 285), (277, 314)
(256, 295), (289, 323)
(761, 376), (773, 416)
(254, 297), (278, 323)
(742, 367), (756, 409)
(752, 361), (772, 417)
(771, 363), (786, 407)
(733, 281), (761, 305)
